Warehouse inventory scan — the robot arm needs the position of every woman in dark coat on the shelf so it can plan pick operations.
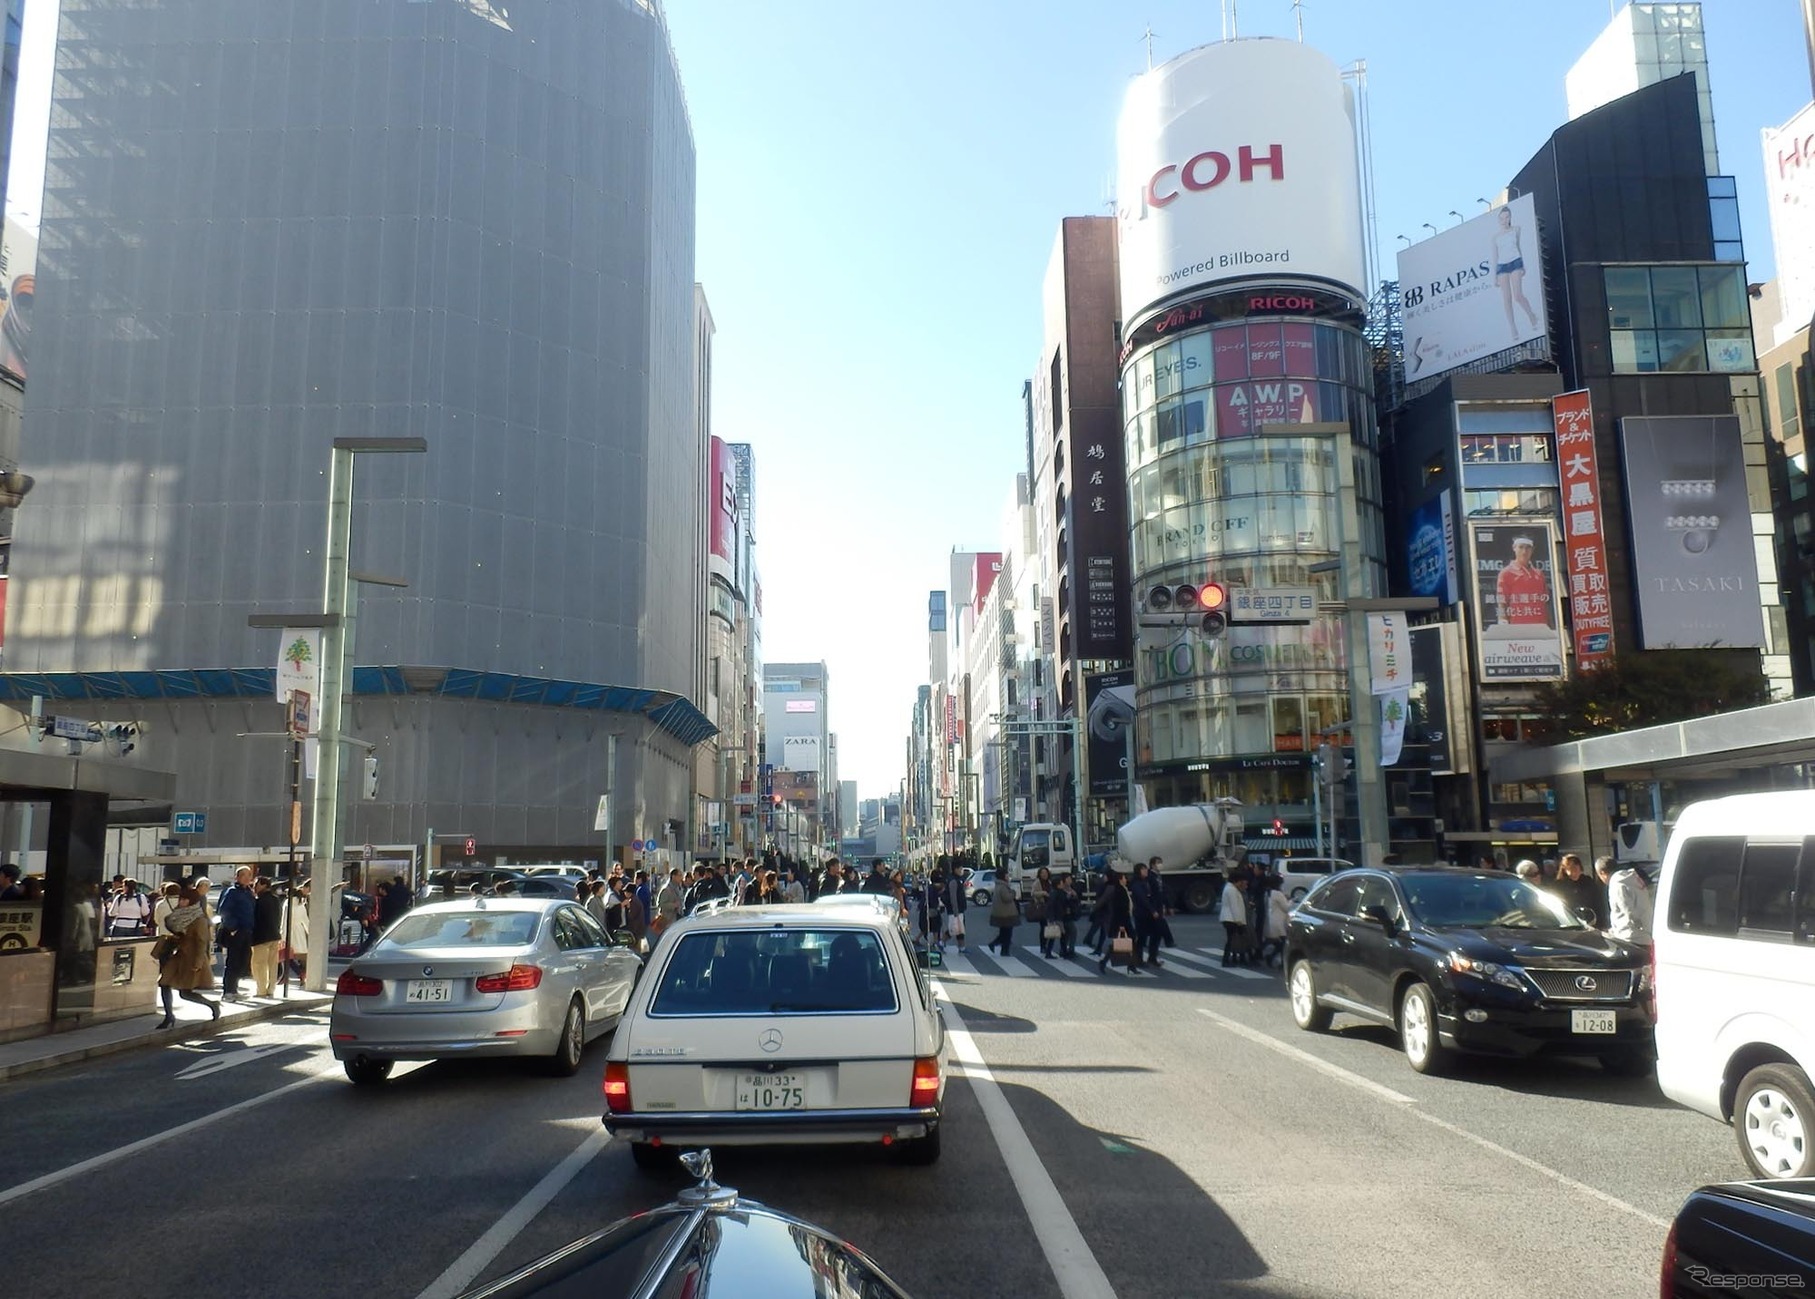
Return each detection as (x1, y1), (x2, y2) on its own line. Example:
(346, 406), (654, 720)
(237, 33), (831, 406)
(1131, 862), (1165, 970)
(156, 883), (221, 1028)
(1095, 869), (1138, 975)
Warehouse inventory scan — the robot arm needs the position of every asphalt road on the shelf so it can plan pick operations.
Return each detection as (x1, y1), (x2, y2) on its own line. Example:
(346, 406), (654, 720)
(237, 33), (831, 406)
(0, 909), (1747, 1299)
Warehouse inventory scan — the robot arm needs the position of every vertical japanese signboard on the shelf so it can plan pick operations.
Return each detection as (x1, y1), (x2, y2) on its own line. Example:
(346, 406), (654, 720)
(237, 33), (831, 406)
(1552, 391), (1613, 666)
(1072, 409), (1132, 658)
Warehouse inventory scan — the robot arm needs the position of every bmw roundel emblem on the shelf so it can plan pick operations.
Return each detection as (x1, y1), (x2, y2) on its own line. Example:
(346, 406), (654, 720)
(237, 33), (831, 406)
(1574, 975), (1597, 992)
(759, 1028), (784, 1053)
(423, 966), (434, 977)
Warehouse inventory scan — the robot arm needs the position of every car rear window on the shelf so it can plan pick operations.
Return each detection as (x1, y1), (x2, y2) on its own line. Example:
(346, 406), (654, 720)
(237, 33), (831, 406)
(649, 928), (898, 1016)
(382, 910), (540, 948)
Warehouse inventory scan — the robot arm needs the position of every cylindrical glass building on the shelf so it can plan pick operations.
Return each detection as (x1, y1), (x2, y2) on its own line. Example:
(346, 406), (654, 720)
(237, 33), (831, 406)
(1115, 39), (1387, 835)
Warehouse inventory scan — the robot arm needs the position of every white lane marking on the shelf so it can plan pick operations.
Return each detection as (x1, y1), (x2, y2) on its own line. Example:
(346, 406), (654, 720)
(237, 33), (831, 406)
(1193, 1008), (1670, 1229)
(979, 949), (1039, 978)
(1020, 946), (1095, 978)
(939, 949), (980, 977)
(415, 1126), (614, 1299)
(174, 1043), (299, 1080)
(1141, 957), (1212, 981)
(1404, 1105), (1671, 1229)
(1190, 948), (1274, 980)
(0, 1069), (333, 1208)
(1195, 1008), (1415, 1104)
(934, 982), (1118, 1299)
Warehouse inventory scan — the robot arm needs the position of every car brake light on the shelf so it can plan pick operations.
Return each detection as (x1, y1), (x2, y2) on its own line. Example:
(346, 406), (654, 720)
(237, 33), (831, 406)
(335, 971), (382, 997)
(1659, 1220), (1677, 1299)
(475, 964), (544, 993)
(1648, 947), (1658, 1022)
(603, 1061), (632, 1114)
(910, 1056), (941, 1106)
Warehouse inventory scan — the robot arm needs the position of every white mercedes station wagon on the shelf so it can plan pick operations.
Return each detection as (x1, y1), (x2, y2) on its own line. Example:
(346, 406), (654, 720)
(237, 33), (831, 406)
(602, 905), (947, 1170)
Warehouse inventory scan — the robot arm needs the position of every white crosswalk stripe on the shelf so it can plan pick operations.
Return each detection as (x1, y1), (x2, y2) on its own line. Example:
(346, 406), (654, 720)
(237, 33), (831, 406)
(1190, 947), (1276, 980)
(1020, 945), (1098, 978)
(1143, 956), (1212, 980)
(977, 948), (1040, 977)
(938, 948), (980, 977)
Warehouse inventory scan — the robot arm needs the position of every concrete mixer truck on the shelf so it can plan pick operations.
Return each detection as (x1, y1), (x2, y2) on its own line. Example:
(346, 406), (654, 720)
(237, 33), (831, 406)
(1001, 800), (1246, 914)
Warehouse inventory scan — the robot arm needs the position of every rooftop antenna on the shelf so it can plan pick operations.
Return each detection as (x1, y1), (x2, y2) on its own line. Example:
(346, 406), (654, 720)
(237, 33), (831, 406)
(1292, 0), (1305, 41)
(1142, 23), (1157, 70)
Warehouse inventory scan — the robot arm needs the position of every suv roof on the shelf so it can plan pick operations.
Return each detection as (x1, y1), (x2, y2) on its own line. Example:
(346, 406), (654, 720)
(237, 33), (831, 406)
(669, 903), (897, 934)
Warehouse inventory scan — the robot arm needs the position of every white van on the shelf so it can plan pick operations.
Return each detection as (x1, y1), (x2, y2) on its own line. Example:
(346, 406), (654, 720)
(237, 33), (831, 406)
(1653, 791), (1815, 1179)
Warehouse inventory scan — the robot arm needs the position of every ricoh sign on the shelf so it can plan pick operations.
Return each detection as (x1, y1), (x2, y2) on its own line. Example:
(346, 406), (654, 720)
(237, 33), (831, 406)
(1116, 38), (1366, 328)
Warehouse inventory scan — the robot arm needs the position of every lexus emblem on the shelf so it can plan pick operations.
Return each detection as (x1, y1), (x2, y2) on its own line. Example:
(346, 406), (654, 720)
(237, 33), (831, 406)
(1574, 975), (1598, 992)
(758, 1028), (784, 1053)
(422, 966), (434, 977)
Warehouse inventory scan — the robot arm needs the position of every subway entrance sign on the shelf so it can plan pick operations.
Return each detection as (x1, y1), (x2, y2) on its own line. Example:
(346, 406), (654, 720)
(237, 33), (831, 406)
(173, 812), (207, 834)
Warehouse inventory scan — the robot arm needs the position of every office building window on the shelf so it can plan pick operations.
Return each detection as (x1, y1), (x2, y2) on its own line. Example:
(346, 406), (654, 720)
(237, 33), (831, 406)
(1606, 264), (1754, 374)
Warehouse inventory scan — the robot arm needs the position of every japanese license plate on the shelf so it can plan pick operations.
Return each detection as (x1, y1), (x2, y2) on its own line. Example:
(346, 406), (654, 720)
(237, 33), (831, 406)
(735, 1072), (805, 1110)
(406, 979), (452, 1003)
(1570, 1009), (1617, 1034)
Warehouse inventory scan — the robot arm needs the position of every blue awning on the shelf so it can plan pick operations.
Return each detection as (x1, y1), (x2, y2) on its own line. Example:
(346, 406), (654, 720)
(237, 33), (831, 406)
(0, 667), (718, 748)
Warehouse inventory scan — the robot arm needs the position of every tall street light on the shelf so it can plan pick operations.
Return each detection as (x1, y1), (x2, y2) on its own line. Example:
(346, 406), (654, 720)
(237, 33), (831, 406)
(305, 436), (425, 990)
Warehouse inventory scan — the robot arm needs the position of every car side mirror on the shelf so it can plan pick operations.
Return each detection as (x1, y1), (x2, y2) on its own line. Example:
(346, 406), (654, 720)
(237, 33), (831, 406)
(1362, 904), (1396, 933)
(1573, 906), (1596, 924)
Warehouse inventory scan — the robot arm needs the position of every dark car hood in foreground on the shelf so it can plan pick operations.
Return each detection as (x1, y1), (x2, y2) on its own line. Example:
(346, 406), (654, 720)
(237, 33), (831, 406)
(1434, 926), (1642, 967)
(1671, 1180), (1815, 1296)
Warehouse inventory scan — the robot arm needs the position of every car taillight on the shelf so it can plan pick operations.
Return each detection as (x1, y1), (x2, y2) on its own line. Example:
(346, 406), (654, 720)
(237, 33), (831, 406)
(1648, 947), (1658, 1022)
(603, 1061), (632, 1114)
(1659, 1220), (1677, 1299)
(910, 1056), (941, 1106)
(474, 964), (543, 993)
(335, 971), (382, 997)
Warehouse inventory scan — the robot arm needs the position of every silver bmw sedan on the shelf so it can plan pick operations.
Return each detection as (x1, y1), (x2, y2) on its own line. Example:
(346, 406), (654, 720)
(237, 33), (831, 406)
(329, 896), (642, 1084)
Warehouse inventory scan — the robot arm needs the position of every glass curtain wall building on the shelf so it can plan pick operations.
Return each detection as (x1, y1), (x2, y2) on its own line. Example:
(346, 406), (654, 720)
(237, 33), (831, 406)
(4, 0), (706, 859)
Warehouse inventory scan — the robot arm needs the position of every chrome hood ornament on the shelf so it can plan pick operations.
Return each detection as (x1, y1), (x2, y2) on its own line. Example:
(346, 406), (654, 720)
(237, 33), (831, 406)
(676, 1148), (739, 1212)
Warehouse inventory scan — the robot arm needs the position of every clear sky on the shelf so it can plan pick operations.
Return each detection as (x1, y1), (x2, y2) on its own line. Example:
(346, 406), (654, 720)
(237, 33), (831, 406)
(662, 0), (1813, 798)
(8, 2), (1810, 801)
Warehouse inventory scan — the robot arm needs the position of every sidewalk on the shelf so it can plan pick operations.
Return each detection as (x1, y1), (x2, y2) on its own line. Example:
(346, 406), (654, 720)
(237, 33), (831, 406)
(0, 987), (330, 1083)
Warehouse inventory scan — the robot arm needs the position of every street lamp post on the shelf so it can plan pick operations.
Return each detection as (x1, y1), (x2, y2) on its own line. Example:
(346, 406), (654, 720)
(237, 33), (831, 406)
(304, 437), (425, 991)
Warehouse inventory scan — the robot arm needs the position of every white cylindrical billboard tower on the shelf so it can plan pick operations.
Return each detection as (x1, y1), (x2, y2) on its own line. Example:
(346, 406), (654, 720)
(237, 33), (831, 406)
(1116, 38), (1366, 328)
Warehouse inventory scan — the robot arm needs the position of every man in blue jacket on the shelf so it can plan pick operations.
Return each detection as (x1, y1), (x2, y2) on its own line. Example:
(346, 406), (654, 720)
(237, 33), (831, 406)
(216, 866), (257, 1003)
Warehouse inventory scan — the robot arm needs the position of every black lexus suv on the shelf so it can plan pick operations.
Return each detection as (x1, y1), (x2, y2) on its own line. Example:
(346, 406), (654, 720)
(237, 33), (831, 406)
(1283, 867), (1654, 1076)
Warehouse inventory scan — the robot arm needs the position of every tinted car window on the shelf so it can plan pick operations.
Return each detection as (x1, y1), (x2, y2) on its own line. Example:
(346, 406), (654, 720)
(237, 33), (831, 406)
(383, 910), (540, 948)
(1399, 874), (1580, 929)
(649, 928), (899, 1016)
(1307, 877), (1361, 917)
(1666, 836), (1743, 936)
(1354, 876), (1403, 923)
(1738, 844), (1801, 937)
(571, 907), (611, 947)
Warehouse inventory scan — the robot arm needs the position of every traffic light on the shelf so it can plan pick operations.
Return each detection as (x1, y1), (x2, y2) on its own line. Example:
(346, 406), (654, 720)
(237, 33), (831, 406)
(1196, 581), (1228, 637)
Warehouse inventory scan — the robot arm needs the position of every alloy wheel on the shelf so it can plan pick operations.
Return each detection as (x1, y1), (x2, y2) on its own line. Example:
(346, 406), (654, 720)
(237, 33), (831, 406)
(1401, 990), (1432, 1065)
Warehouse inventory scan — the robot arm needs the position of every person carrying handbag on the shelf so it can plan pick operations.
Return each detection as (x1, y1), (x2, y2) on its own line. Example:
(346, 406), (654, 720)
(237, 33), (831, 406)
(1043, 874), (1076, 959)
(155, 883), (221, 1028)
(1095, 869), (1138, 975)
(987, 878), (1021, 956)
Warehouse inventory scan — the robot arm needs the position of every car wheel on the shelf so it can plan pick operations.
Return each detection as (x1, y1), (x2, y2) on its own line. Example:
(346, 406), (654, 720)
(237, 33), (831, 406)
(891, 1125), (942, 1166)
(1597, 1050), (1654, 1078)
(547, 999), (585, 1077)
(344, 1056), (392, 1086)
(972, 890), (990, 907)
(630, 1141), (675, 1174)
(1734, 1063), (1815, 1179)
(1398, 982), (1449, 1076)
(1288, 960), (1332, 1032)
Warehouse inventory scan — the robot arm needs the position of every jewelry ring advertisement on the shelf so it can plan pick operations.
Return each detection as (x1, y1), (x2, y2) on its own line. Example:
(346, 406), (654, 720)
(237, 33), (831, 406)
(1469, 519), (1566, 682)
(1618, 415), (1765, 649)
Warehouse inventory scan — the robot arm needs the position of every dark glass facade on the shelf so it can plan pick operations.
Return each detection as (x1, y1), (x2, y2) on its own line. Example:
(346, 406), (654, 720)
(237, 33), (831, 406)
(7, 0), (703, 849)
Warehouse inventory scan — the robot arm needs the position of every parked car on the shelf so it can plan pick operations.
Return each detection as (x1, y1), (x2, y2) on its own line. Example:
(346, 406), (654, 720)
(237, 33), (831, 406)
(1653, 792), (1815, 1179)
(455, 1148), (915, 1298)
(1268, 856), (1355, 902)
(1284, 867), (1654, 1076)
(1662, 1178), (1815, 1297)
(426, 868), (573, 899)
(966, 870), (997, 907)
(602, 903), (946, 1170)
(330, 897), (643, 1084)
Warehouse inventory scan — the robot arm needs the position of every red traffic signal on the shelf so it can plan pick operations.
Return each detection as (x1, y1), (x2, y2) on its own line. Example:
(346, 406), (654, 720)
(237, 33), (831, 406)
(1198, 582), (1228, 611)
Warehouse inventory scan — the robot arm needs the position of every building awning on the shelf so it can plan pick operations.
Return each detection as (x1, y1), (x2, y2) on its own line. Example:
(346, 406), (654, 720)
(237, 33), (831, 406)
(1490, 696), (1815, 786)
(0, 667), (718, 748)
(1244, 837), (1322, 851)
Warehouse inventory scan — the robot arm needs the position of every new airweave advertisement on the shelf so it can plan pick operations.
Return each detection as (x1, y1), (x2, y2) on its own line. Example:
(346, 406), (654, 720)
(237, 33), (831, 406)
(1470, 520), (1565, 682)
(1618, 415), (1765, 649)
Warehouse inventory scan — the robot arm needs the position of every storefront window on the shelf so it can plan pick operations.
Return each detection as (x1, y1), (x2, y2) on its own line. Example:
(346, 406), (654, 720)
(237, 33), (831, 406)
(1606, 264), (1758, 375)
